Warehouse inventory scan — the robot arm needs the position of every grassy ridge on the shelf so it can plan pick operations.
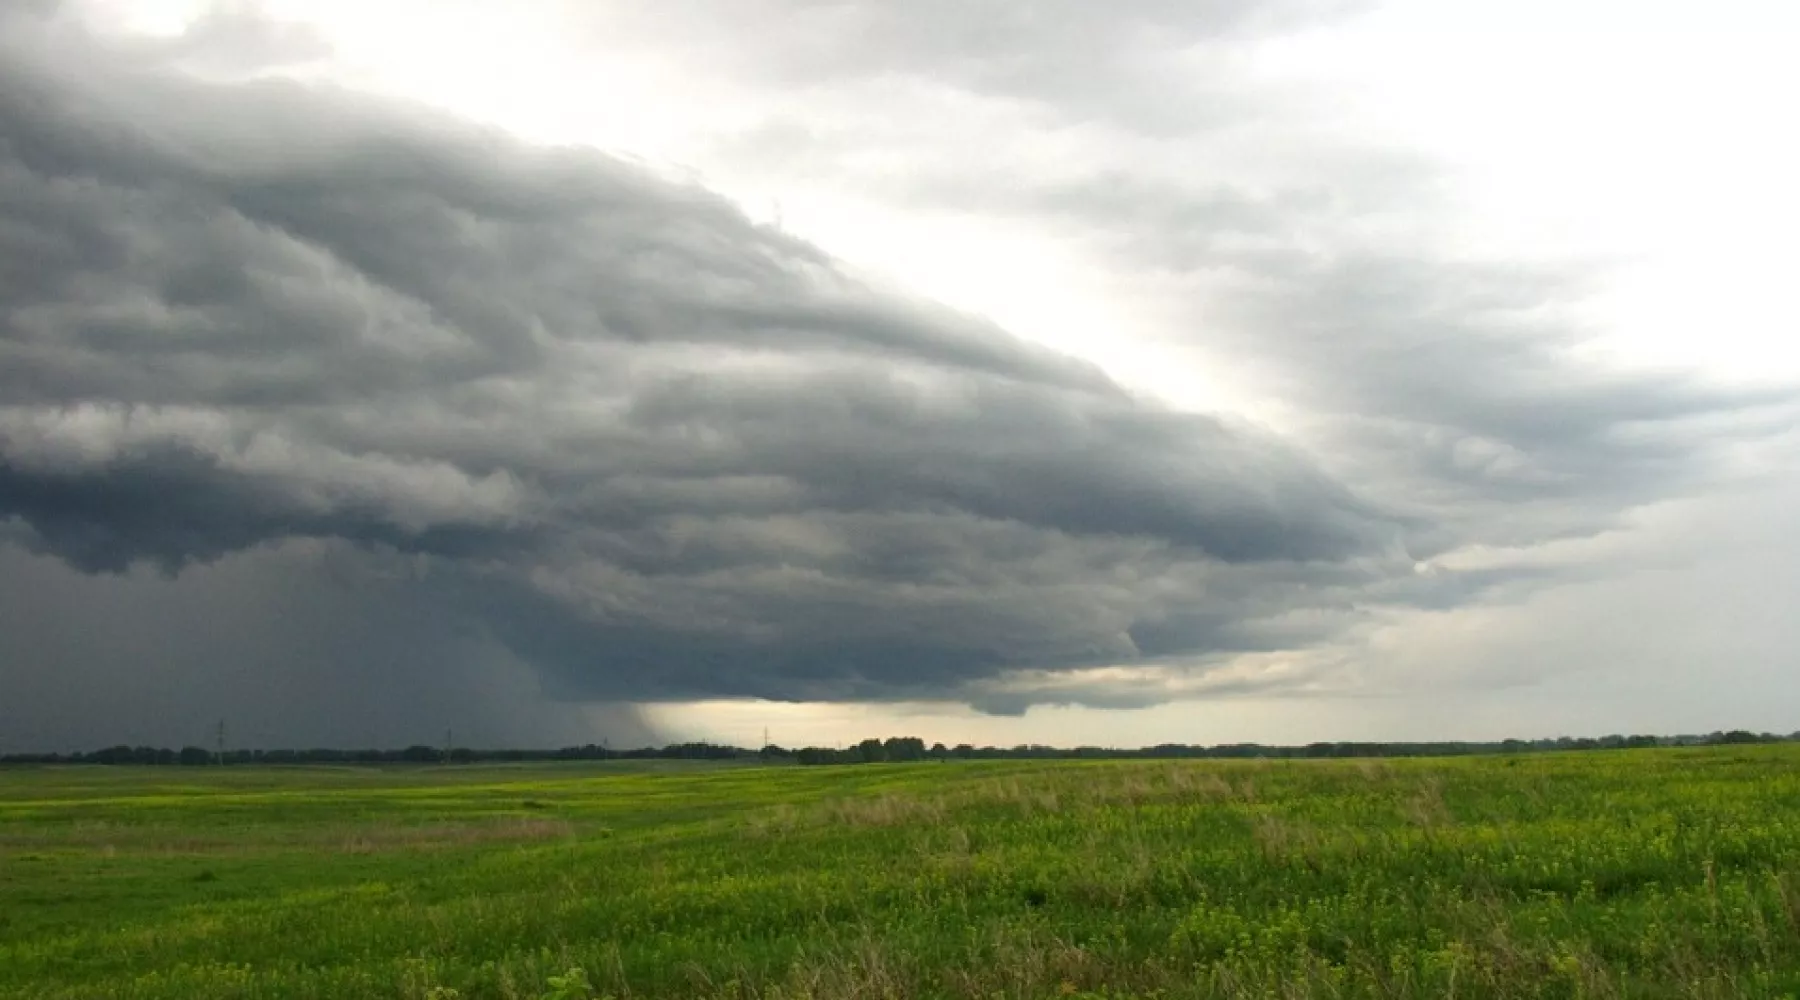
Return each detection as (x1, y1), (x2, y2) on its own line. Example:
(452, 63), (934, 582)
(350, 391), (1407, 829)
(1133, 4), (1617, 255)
(2, 747), (1798, 998)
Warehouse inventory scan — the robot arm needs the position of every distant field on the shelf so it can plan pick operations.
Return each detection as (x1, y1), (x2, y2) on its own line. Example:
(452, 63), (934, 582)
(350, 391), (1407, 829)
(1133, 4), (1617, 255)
(2, 748), (1798, 999)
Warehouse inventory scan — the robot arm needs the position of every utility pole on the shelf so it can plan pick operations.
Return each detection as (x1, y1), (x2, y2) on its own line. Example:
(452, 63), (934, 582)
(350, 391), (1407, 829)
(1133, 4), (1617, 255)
(214, 719), (225, 766)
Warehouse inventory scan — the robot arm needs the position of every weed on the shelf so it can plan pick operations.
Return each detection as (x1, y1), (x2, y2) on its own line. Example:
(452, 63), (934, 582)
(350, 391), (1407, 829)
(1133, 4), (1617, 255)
(541, 967), (597, 1000)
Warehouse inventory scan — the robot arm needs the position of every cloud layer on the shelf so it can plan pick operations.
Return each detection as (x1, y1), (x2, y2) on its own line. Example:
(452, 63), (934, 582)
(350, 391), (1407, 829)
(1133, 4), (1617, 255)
(2, 3), (1792, 746)
(0, 11), (1410, 720)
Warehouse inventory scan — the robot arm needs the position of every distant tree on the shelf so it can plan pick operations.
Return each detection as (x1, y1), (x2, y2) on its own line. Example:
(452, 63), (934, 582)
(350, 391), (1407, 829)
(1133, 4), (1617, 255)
(883, 737), (926, 762)
(25, 724), (1793, 769)
(91, 745), (132, 765)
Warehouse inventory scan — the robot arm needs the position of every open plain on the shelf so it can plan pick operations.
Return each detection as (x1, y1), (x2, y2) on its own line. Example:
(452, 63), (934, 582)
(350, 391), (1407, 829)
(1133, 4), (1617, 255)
(3, 748), (1799, 999)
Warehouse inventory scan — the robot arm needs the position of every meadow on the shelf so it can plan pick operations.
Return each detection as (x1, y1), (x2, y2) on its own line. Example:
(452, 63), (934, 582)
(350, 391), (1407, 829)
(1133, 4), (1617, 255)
(2, 747), (1798, 999)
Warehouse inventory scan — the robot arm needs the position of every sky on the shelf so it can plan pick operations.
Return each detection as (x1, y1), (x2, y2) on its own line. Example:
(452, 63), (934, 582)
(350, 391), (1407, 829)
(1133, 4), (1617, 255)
(2, 0), (1797, 751)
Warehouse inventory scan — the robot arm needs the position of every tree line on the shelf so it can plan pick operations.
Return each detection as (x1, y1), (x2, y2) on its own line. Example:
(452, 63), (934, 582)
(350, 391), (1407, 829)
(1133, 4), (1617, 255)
(2, 730), (1793, 767)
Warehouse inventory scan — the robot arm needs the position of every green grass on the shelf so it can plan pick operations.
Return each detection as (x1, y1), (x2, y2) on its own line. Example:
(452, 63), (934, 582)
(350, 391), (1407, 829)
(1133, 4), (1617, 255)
(3, 747), (1799, 999)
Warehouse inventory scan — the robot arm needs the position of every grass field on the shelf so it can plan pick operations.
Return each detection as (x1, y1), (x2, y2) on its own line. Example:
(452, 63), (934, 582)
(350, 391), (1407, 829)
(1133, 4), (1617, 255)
(2, 747), (1799, 999)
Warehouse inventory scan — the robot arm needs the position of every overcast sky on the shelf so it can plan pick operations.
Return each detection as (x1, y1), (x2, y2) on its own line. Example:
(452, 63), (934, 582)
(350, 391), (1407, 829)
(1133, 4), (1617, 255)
(2, 0), (1797, 751)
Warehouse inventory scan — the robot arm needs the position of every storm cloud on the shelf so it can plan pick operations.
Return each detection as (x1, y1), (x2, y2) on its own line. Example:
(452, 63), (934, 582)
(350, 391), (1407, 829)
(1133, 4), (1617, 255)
(2, 3), (1792, 747)
(0, 10), (1414, 731)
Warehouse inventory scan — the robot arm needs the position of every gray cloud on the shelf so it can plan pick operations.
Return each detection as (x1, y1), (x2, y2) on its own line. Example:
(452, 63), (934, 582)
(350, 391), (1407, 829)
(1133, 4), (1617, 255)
(5, 2), (1790, 745)
(0, 10), (1431, 741)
